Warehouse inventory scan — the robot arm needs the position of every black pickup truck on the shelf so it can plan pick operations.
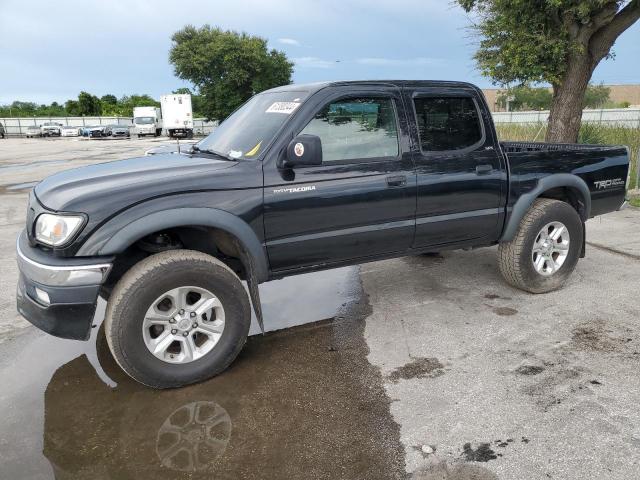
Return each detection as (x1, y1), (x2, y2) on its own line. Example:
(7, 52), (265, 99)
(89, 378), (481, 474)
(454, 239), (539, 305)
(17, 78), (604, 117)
(16, 80), (630, 388)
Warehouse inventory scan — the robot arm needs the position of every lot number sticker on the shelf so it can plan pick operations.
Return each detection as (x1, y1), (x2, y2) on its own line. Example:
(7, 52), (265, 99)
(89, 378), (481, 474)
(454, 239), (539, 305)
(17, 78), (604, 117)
(266, 102), (301, 114)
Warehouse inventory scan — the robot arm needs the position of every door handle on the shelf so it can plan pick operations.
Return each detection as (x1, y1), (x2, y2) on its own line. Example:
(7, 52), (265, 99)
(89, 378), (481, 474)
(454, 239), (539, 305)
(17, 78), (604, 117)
(386, 175), (407, 187)
(475, 164), (493, 175)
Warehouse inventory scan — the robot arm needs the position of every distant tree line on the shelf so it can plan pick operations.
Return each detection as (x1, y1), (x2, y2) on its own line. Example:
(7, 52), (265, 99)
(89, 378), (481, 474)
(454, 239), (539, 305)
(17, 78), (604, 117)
(0, 89), (206, 118)
(496, 84), (631, 112)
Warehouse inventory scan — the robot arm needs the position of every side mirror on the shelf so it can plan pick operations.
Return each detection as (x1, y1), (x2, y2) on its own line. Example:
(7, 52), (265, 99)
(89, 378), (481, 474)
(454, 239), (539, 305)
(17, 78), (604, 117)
(280, 134), (322, 168)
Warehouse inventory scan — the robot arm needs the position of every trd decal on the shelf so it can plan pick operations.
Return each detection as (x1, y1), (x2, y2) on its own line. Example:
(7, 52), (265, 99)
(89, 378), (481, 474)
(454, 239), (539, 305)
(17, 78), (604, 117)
(593, 178), (624, 190)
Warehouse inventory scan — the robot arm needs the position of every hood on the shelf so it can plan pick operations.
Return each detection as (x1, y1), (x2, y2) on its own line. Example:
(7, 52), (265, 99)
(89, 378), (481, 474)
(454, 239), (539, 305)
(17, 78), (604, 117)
(35, 153), (238, 213)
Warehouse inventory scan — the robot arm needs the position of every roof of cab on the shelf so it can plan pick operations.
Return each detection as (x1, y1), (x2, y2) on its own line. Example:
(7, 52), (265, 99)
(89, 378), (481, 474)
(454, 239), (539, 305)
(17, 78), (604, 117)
(265, 79), (480, 94)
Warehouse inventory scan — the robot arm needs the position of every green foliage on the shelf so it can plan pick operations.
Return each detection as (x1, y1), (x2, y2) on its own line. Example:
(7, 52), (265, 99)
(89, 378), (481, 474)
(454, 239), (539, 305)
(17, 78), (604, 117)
(101, 94), (118, 105)
(0, 93), (160, 118)
(582, 83), (611, 107)
(77, 91), (102, 116)
(169, 25), (293, 120)
(497, 83), (613, 110)
(106, 94), (159, 116)
(457, 1), (637, 85)
(497, 85), (553, 110)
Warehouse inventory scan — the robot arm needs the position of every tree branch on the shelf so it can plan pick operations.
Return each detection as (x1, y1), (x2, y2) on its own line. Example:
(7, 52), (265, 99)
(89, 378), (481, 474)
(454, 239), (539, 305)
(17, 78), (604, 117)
(575, 2), (618, 45)
(589, 0), (640, 61)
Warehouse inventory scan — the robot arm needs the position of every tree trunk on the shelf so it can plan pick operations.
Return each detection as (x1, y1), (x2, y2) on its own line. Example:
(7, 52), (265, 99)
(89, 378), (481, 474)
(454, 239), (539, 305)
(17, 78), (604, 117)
(545, 55), (594, 143)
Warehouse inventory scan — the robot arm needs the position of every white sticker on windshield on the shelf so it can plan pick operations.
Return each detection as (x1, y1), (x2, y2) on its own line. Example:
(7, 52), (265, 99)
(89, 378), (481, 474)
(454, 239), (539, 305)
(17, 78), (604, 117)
(266, 102), (301, 114)
(228, 150), (242, 159)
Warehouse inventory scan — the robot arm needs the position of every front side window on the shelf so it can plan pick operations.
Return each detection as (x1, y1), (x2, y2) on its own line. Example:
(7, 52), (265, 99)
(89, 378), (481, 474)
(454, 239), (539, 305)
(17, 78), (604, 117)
(300, 97), (399, 162)
(413, 97), (482, 151)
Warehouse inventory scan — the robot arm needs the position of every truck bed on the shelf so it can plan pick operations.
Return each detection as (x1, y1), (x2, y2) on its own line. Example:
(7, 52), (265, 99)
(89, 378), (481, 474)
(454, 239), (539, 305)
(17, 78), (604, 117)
(501, 141), (629, 218)
(500, 141), (614, 153)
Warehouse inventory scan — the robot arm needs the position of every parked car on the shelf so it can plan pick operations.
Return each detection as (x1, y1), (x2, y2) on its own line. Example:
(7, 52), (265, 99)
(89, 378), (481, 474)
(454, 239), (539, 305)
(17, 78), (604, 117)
(25, 126), (42, 138)
(104, 124), (131, 138)
(79, 125), (104, 138)
(0, 122), (5, 138)
(16, 80), (631, 389)
(41, 122), (62, 137)
(60, 126), (80, 137)
(89, 126), (107, 138)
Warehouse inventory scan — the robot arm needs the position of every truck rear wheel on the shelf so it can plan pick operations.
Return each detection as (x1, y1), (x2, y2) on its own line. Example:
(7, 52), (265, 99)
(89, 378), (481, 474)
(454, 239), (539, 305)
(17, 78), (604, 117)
(498, 198), (582, 294)
(104, 250), (251, 389)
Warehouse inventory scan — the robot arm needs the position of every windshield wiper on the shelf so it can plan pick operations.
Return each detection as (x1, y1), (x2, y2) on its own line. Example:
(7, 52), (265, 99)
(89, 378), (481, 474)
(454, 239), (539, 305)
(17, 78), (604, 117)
(192, 145), (236, 161)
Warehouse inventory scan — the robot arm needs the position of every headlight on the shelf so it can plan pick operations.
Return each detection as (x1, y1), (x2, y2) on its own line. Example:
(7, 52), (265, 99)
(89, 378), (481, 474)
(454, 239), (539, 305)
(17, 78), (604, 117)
(35, 213), (84, 246)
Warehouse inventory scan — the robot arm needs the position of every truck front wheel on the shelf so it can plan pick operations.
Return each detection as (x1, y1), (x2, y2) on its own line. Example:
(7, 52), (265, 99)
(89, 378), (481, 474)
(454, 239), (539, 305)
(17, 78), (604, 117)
(104, 250), (251, 388)
(498, 198), (583, 294)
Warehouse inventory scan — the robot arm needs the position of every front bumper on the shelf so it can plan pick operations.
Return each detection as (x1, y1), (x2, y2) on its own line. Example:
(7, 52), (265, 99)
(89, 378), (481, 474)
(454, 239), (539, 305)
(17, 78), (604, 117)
(15, 231), (112, 340)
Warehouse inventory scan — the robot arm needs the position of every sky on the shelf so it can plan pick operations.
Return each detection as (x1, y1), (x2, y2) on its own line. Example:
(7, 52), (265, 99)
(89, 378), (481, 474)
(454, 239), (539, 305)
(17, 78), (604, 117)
(1, 0), (639, 105)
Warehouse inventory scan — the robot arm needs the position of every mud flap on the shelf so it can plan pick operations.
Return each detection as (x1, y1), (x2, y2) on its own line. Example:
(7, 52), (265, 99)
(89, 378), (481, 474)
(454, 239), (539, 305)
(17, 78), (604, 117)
(580, 221), (586, 258)
(231, 238), (265, 334)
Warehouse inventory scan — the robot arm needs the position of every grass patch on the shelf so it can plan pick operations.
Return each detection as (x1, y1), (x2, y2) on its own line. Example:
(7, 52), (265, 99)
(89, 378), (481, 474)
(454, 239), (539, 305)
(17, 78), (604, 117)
(495, 123), (640, 190)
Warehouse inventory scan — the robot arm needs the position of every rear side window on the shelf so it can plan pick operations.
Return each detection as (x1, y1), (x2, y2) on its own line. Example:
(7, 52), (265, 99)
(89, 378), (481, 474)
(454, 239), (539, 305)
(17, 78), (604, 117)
(413, 97), (482, 152)
(300, 97), (399, 162)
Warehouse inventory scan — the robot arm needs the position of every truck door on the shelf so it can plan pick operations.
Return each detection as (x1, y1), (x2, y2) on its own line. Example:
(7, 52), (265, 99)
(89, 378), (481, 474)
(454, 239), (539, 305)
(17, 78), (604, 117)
(404, 86), (506, 248)
(263, 86), (416, 273)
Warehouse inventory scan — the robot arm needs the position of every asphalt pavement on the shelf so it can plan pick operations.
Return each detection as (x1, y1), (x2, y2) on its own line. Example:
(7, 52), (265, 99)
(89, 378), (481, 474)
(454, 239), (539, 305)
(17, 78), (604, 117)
(0, 137), (638, 479)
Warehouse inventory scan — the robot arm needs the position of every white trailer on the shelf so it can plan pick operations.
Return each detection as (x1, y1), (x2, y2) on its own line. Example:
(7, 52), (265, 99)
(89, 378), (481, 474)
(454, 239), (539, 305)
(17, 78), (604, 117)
(133, 106), (162, 137)
(160, 94), (194, 138)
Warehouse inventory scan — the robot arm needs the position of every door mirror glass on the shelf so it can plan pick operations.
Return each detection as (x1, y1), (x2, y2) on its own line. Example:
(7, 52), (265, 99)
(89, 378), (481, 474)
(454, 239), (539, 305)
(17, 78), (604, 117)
(282, 134), (323, 168)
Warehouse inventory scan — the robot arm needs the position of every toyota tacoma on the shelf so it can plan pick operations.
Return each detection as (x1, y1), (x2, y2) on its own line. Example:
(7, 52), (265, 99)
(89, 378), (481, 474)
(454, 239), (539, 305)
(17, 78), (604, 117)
(16, 81), (630, 388)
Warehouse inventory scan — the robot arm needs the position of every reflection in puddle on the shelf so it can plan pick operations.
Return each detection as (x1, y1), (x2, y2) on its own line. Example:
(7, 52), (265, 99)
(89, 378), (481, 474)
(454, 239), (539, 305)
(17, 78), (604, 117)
(0, 267), (406, 479)
(156, 401), (232, 472)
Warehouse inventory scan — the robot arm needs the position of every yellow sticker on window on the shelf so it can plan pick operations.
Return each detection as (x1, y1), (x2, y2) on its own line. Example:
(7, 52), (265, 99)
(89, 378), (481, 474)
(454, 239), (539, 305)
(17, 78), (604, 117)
(245, 141), (262, 157)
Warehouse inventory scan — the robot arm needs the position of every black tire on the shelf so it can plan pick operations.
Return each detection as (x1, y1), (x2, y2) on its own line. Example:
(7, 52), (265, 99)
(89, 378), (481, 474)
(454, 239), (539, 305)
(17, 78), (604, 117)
(104, 250), (251, 389)
(498, 198), (583, 294)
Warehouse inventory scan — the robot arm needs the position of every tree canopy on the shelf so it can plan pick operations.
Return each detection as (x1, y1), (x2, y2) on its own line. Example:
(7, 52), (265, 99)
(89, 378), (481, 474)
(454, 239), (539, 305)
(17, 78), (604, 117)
(458, 0), (640, 141)
(458, 0), (639, 85)
(169, 25), (293, 121)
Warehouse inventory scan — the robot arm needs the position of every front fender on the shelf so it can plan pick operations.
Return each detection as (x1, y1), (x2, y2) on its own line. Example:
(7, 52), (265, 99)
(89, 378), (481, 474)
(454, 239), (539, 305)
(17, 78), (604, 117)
(501, 173), (591, 242)
(77, 207), (269, 282)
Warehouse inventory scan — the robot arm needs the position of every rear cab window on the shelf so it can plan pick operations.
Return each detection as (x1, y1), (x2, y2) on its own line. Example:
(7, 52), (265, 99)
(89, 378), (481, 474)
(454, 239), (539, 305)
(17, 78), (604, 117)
(413, 96), (483, 152)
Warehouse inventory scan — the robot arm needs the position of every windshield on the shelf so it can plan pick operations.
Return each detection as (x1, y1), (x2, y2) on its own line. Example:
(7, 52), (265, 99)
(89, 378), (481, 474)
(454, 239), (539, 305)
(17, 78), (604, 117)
(198, 90), (308, 160)
(134, 117), (155, 124)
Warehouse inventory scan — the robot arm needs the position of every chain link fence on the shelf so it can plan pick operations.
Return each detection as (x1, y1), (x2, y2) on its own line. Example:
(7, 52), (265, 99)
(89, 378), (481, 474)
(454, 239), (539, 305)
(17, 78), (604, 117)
(492, 108), (640, 127)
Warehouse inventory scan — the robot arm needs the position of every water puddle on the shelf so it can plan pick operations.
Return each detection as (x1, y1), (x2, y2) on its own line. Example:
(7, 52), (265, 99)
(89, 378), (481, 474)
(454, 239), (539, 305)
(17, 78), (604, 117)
(0, 267), (405, 479)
